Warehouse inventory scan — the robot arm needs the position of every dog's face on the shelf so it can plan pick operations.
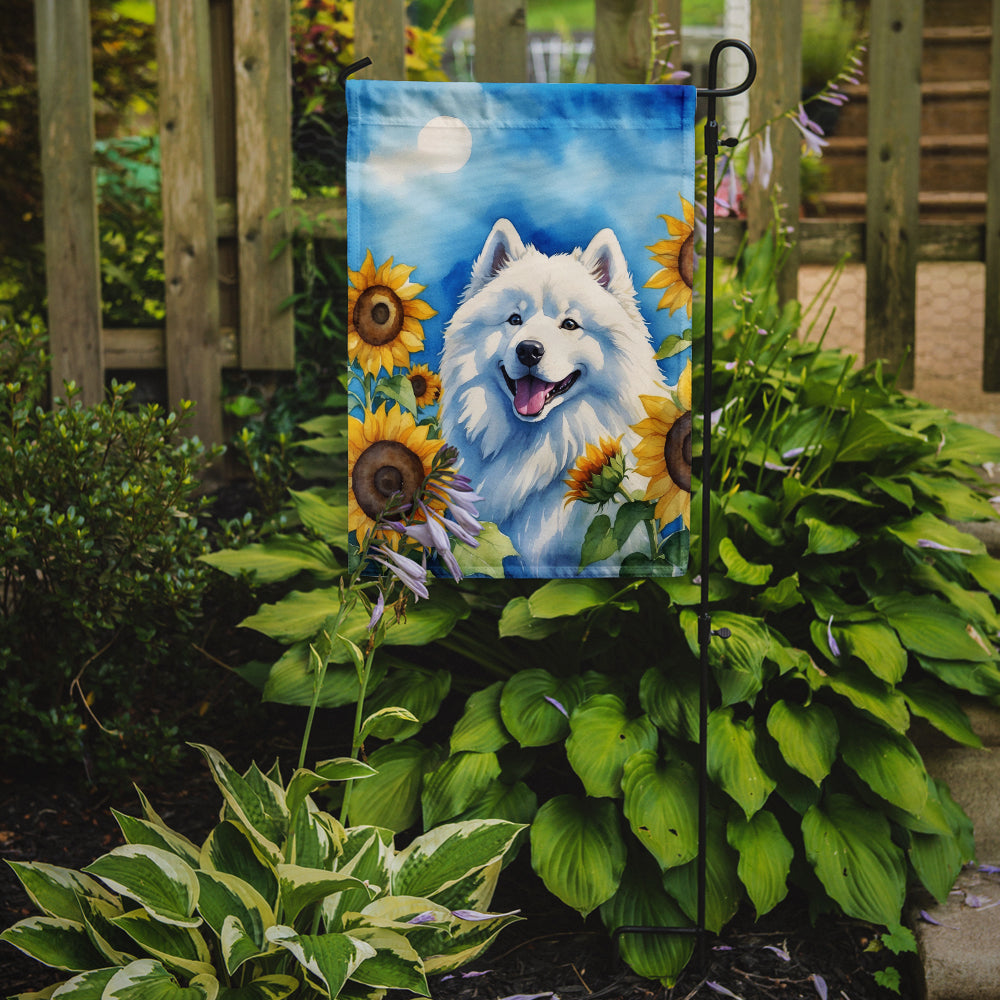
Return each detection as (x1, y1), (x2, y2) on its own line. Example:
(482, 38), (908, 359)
(442, 219), (650, 433)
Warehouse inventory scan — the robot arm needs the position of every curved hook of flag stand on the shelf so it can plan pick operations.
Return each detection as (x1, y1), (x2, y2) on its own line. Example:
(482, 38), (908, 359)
(339, 38), (758, 975)
(612, 38), (756, 973)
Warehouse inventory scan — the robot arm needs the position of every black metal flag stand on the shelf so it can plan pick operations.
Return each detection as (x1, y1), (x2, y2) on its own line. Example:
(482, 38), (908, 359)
(340, 37), (758, 974)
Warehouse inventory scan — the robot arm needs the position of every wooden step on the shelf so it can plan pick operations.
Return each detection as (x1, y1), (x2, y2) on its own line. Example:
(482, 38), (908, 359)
(831, 80), (991, 137)
(922, 25), (993, 83)
(813, 190), (987, 222)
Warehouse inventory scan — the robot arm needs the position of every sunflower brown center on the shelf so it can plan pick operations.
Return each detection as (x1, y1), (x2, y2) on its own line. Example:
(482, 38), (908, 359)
(663, 411), (692, 493)
(352, 440), (425, 520)
(354, 285), (405, 346)
(679, 233), (695, 290)
(409, 374), (427, 399)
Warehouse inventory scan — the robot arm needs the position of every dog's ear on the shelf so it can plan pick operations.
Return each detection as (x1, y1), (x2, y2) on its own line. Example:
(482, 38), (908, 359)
(580, 229), (632, 293)
(467, 219), (526, 295)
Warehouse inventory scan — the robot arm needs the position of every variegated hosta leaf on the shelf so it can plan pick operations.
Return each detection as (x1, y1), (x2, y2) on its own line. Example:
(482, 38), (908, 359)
(214, 974), (299, 1000)
(726, 810), (793, 918)
(362, 667), (452, 741)
(285, 760), (375, 824)
(200, 822), (278, 910)
(838, 717), (929, 817)
(565, 695), (658, 799)
(529, 795), (626, 917)
(661, 810), (742, 934)
(391, 820), (524, 901)
(288, 802), (343, 870)
(102, 958), (218, 999)
(422, 907), (522, 975)
(83, 845), (200, 928)
(110, 908), (214, 979)
(0, 916), (107, 972)
(621, 751), (699, 871)
(4, 861), (118, 922)
(706, 707), (776, 819)
(265, 926), (376, 998)
(420, 751), (502, 829)
(112, 810), (202, 868)
(323, 829), (393, 931)
(802, 793), (906, 926)
(77, 894), (136, 966)
(191, 745), (287, 863)
(276, 864), (375, 925)
(450, 681), (511, 754)
(46, 966), (118, 997)
(599, 854), (694, 987)
(765, 700), (838, 786)
(421, 859), (501, 918)
(346, 740), (442, 833)
(195, 871), (274, 974)
(344, 926), (429, 995)
(499, 669), (585, 747)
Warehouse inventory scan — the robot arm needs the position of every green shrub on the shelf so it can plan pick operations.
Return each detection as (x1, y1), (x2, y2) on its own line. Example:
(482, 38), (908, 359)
(0, 317), (220, 783)
(1, 743), (524, 998)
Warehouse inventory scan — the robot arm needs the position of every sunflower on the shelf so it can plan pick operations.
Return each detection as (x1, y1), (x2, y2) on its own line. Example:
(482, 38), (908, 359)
(348, 250), (437, 376)
(645, 196), (695, 318)
(631, 362), (693, 528)
(406, 364), (442, 408)
(563, 435), (627, 507)
(348, 404), (445, 544)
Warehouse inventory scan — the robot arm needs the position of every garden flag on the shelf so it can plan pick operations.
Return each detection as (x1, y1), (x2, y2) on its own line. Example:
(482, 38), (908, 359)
(347, 80), (696, 579)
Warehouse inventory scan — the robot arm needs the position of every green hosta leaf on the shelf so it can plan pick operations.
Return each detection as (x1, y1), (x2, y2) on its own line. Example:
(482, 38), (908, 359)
(802, 793), (906, 926)
(834, 410), (926, 463)
(345, 926), (428, 994)
(765, 700), (838, 786)
(967, 553), (1000, 597)
(909, 817), (966, 906)
(835, 621), (907, 684)
(875, 594), (995, 662)
(83, 846), (200, 928)
(530, 795), (626, 917)
(392, 820), (524, 900)
(454, 521), (519, 579)
(812, 662), (910, 732)
(885, 512), (985, 556)
(421, 751), (502, 828)
(497, 596), (565, 639)
(916, 655), (1000, 697)
(719, 536), (772, 585)
(936, 421), (1000, 464)
(911, 562), (1000, 633)
(621, 751), (698, 870)
(191, 746), (287, 862)
(200, 536), (340, 583)
(288, 489), (348, 544)
(681, 610), (770, 706)
(527, 579), (617, 618)
(450, 682), (511, 754)
(265, 926), (375, 997)
(112, 812), (201, 868)
(639, 664), (699, 742)
(195, 871), (273, 974)
(565, 695), (658, 798)
(285, 759), (376, 822)
(599, 853), (694, 987)
(0, 916), (107, 971)
(199, 822), (278, 910)
(277, 865), (374, 925)
(901, 680), (982, 748)
(5, 862), (118, 923)
(453, 779), (538, 827)
(111, 908), (214, 978)
(803, 517), (859, 556)
(261, 644), (386, 709)
(216, 975), (299, 1000)
(839, 718), (928, 816)
(755, 573), (805, 614)
(906, 472), (998, 522)
(499, 670), (584, 747)
(347, 740), (442, 832)
(103, 959), (218, 1000)
(707, 708), (776, 818)
(661, 811), (741, 933)
(866, 474), (914, 509)
(727, 811), (793, 918)
(363, 667), (451, 740)
(724, 490), (784, 545)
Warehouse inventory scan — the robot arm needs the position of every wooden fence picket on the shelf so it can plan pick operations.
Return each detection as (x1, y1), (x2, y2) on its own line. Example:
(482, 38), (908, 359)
(984, 0), (1000, 390)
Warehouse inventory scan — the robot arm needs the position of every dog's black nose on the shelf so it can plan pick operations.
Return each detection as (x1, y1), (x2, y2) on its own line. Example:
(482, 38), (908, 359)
(516, 340), (545, 366)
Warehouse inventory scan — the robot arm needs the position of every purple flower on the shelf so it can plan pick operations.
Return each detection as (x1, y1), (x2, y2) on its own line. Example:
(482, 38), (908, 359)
(407, 911), (438, 925)
(747, 125), (774, 191)
(367, 590), (385, 631)
(812, 974), (828, 1000)
(917, 538), (972, 554)
(706, 983), (742, 999)
(451, 908), (520, 921)
(371, 545), (429, 600)
(763, 944), (790, 961)
(544, 695), (569, 718)
(827, 616), (841, 658)
(401, 505), (463, 581)
(791, 104), (828, 156)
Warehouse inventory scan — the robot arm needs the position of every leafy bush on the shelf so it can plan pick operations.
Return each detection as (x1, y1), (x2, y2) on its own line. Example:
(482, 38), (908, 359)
(211, 230), (1000, 985)
(0, 317), (220, 783)
(1, 743), (524, 998)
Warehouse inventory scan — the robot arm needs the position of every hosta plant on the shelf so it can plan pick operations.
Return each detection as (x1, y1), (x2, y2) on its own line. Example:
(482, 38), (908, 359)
(1, 744), (523, 999)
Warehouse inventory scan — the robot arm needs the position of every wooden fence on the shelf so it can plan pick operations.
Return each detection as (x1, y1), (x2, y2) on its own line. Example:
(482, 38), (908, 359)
(33, 0), (1000, 445)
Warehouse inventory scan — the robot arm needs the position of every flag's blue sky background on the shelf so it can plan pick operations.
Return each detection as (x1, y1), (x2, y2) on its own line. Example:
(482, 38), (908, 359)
(347, 80), (696, 383)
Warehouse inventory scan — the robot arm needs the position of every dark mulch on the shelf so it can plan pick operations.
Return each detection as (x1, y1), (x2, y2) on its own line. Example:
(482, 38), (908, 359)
(1, 750), (915, 1000)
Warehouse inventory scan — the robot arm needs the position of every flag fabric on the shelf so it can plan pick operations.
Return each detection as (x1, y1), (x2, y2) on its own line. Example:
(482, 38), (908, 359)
(347, 79), (695, 579)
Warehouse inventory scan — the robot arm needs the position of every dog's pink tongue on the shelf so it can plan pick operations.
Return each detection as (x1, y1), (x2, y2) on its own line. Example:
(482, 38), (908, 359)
(515, 375), (551, 416)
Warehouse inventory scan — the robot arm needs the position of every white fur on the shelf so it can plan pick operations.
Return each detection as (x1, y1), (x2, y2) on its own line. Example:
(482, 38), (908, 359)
(439, 219), (664, 576)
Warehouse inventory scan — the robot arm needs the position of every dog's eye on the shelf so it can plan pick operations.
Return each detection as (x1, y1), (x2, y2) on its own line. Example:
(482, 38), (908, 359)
(507, 313), (522, 326)
(560, 318), (580, 331)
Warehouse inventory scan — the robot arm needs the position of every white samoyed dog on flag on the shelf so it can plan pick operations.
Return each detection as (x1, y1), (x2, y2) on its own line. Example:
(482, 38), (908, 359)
(439, 218), (665, 576)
